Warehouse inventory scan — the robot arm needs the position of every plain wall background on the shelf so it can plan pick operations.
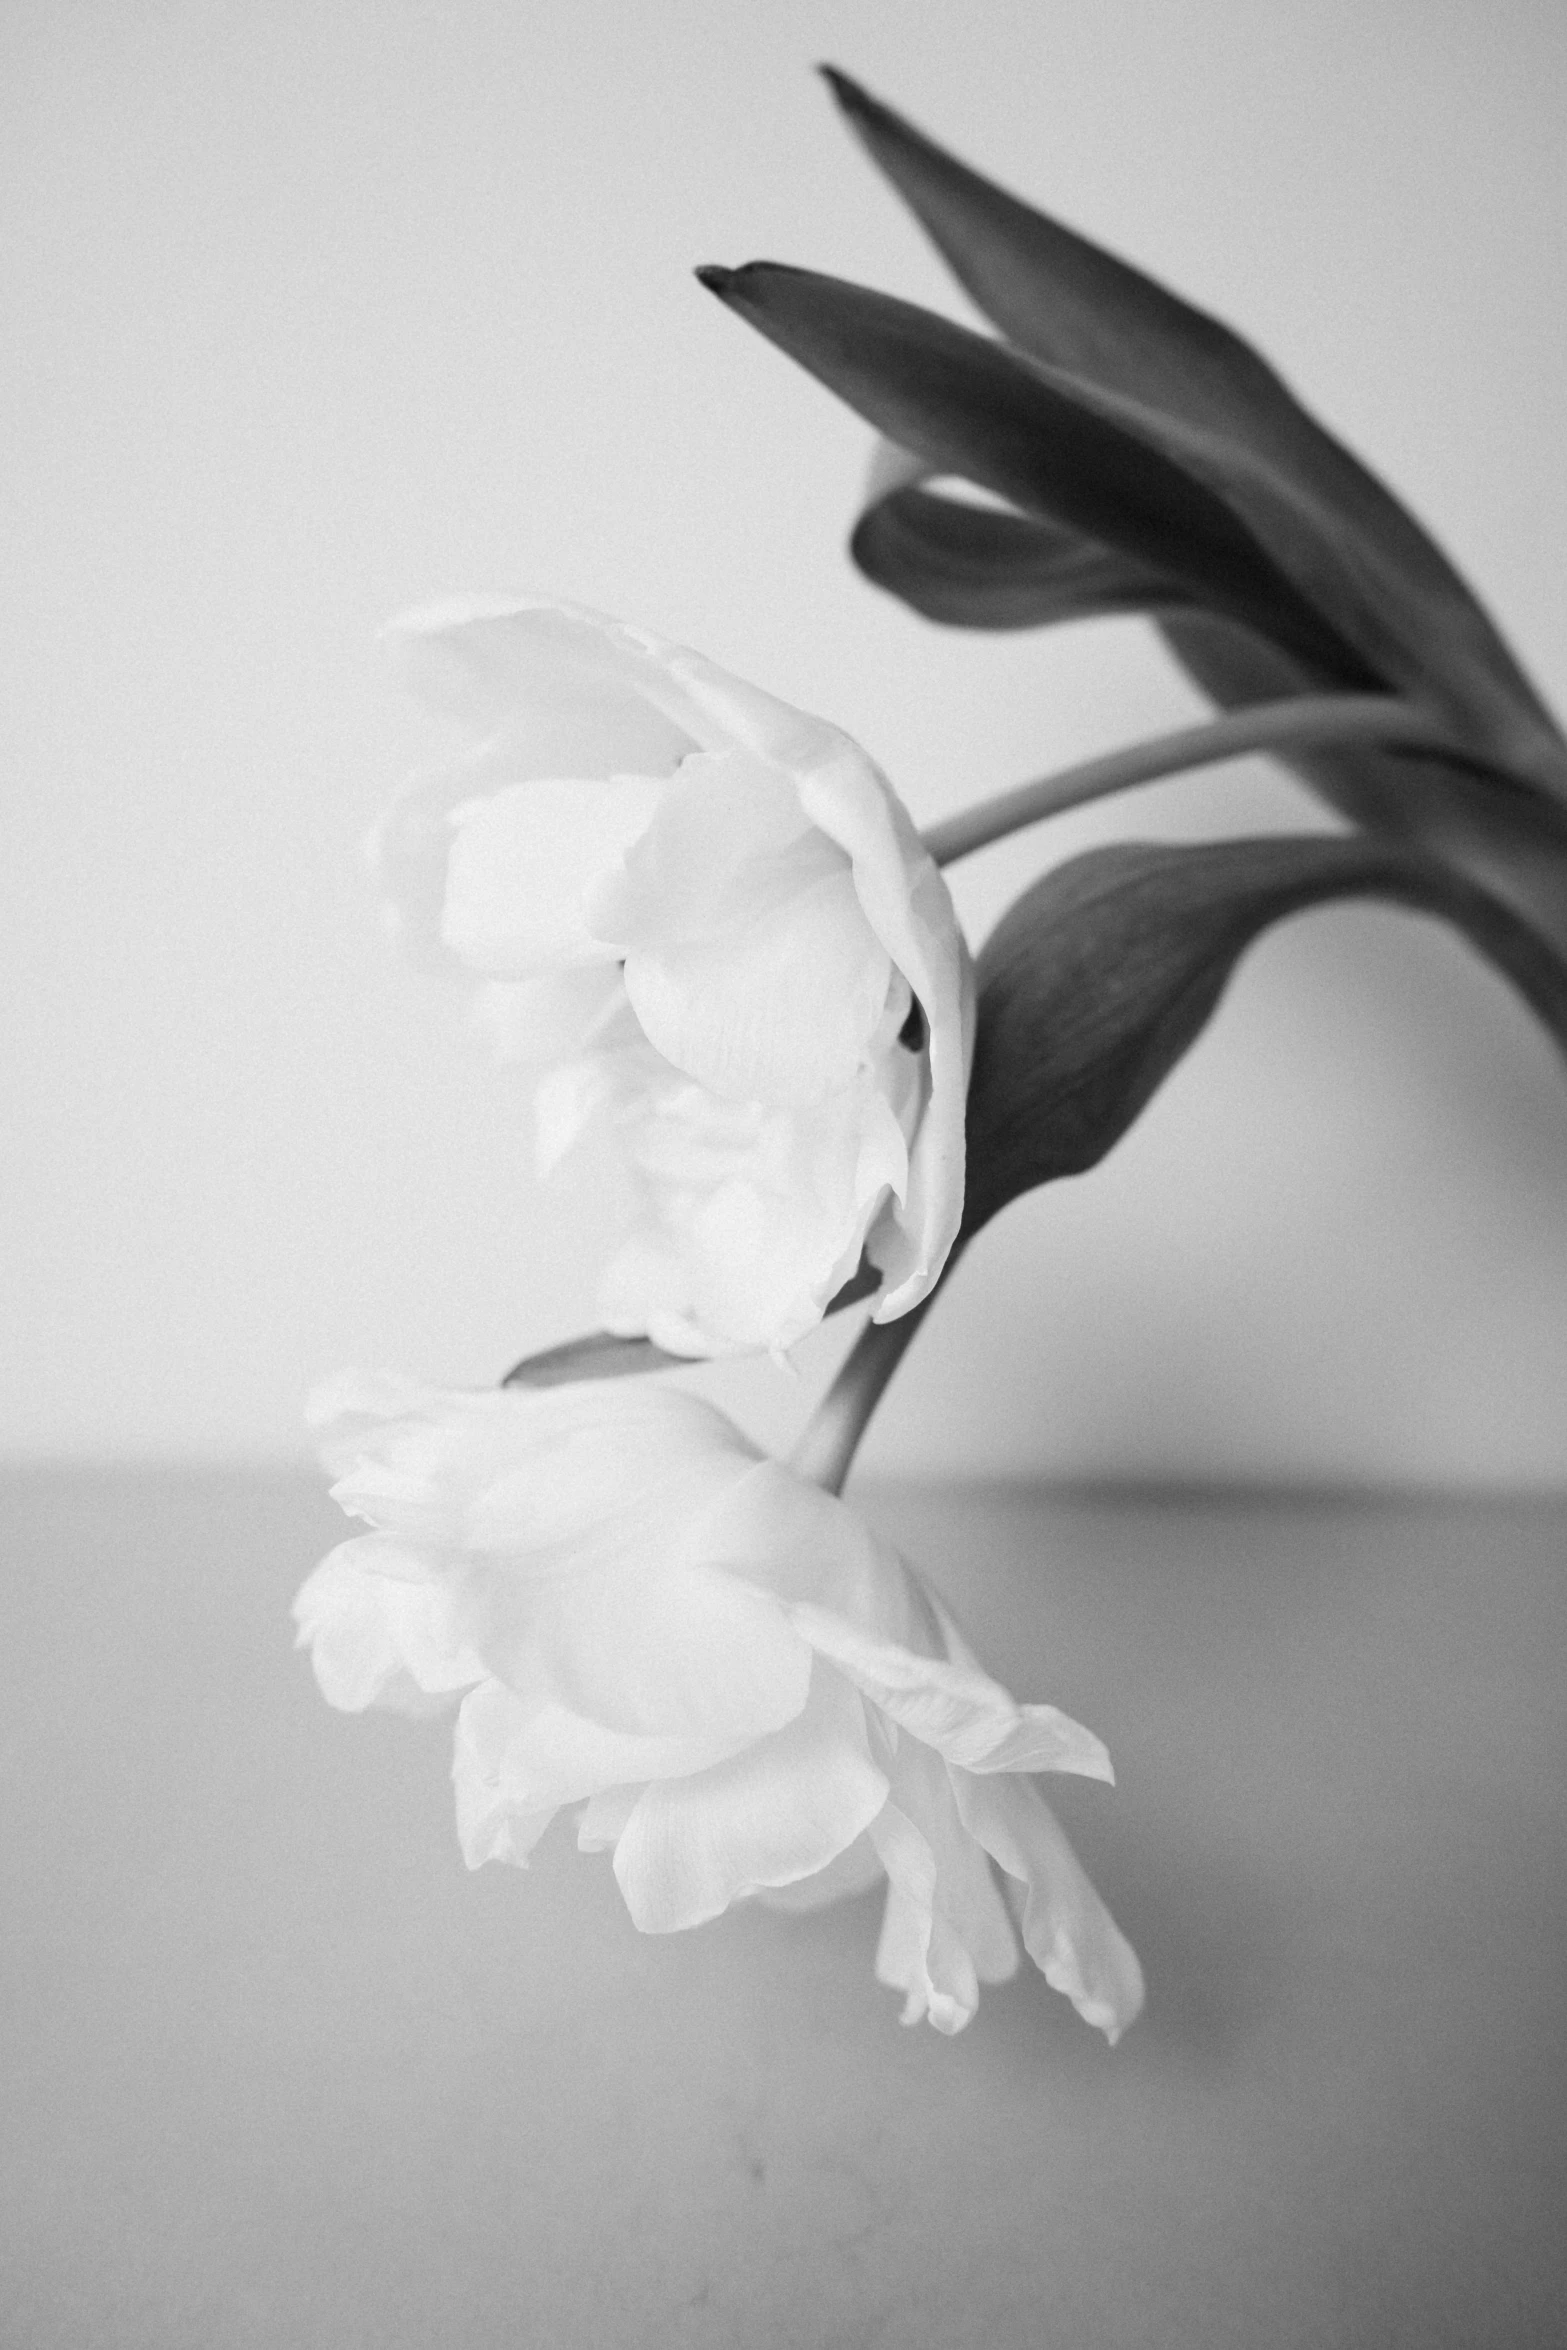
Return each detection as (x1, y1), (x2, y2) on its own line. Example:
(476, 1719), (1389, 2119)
(5, 0), (1567, 1484)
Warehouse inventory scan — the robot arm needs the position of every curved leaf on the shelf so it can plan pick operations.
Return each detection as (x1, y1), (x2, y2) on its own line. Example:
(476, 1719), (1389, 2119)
(961, 834), (1567, 1236)
(1163, 613), (1567, 954)
(852, 483), (1193, 631)
(697, 261), (1373, 687)
(823, 69), (1567, 797)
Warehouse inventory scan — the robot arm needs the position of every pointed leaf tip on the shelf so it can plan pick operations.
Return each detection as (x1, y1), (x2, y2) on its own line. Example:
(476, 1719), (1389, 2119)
(818, 63), (871, 114)
(827, 86), (1567, 791)
(694, 264), (734, 295)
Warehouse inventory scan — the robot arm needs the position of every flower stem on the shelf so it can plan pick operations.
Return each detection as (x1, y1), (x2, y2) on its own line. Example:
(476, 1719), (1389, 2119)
(790, 1292), (937, 1496)
(921, 693), (1472, 868)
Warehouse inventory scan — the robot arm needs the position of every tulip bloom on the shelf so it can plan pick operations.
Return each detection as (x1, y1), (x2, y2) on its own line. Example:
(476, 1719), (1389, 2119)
(372, 597), (971, 1356)
(294, 1372), (1144, 2040)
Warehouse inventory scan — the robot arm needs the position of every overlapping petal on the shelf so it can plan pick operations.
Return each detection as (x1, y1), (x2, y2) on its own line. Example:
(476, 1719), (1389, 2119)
(954, 1771), (1145, 2044)
(593, 1052), (916, 1355)
(787, 1600), (1114, 1778)
(613, 1664), (888, 1932)
(291, 1542), (485, 1717)
(872, 1716), (1019, 2023)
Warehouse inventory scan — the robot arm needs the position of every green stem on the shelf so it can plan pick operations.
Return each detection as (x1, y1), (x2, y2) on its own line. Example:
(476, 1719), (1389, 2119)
(921, 693), (1471, 868)
(790, 1289), (939, 1496)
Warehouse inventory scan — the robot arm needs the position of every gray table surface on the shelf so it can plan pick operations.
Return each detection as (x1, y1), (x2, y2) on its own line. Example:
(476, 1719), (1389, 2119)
(3, 1470), (1564, 2349)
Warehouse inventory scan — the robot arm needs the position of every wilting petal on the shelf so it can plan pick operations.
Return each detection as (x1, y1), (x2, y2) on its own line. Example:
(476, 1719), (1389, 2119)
(788, 1601), (1114, 1778)
(954, 1772), (1144, 2044)
(612, 1665), (888, 1931)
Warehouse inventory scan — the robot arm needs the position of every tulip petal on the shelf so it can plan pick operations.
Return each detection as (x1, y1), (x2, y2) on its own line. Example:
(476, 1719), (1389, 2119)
(953, 1772), (1144, 2043)
(612, 1666), (888, 1932)
(315, 1375), (757, 1556)
(585, 751), (824, 944)
(595, 755), (896, 1107)
(593, 1064), (916, 1356)
(867, 1799), (981, 2033)
(441, 775), (665, 977)
(455, 1678), (753, 1817)
(751, 1831), (885, 1912)
(532, 1053), (622, 1178)
(492, 1559), (814, 1745)
(788, 1600), (1114, 1778)
(651, 638), (852, 771)
(314, 1380), (813, 1748)
(576, 1785), (642, 1852)
(622, 876), (894, 1108)
(471, 965), (629, 1068)
(694, 1460), (932, 1643)
(385, 597), (705, 769)
(306, 1369), (438, 1479)
(787, 741), (971, 1317)
(453, 1755), (557, 1872)
(368, 751), (516, 973)
(893, 1739), (1020, 1987)
(292, 1546), (485, 1714)
(865, 1726), (1021, 2032)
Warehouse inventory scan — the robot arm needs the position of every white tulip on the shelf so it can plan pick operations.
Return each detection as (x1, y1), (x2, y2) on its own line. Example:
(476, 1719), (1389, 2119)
(372, 597), (972, 1355)
(294, 1373), (1144, 2041)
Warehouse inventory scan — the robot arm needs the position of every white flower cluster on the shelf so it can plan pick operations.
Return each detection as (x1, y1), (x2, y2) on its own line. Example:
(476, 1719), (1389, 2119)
(296, 602), (1141, 2039)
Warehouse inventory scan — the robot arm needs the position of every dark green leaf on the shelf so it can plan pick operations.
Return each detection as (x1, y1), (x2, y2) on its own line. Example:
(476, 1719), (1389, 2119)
(852, 483), (1193, 630)
(697, 261), (1373, 686)
(502, 1330), (684, 1387)
(961, 834), (1567, 1236)
(1163, 613), (1567, 952)
(824, 69), (1567, 798)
